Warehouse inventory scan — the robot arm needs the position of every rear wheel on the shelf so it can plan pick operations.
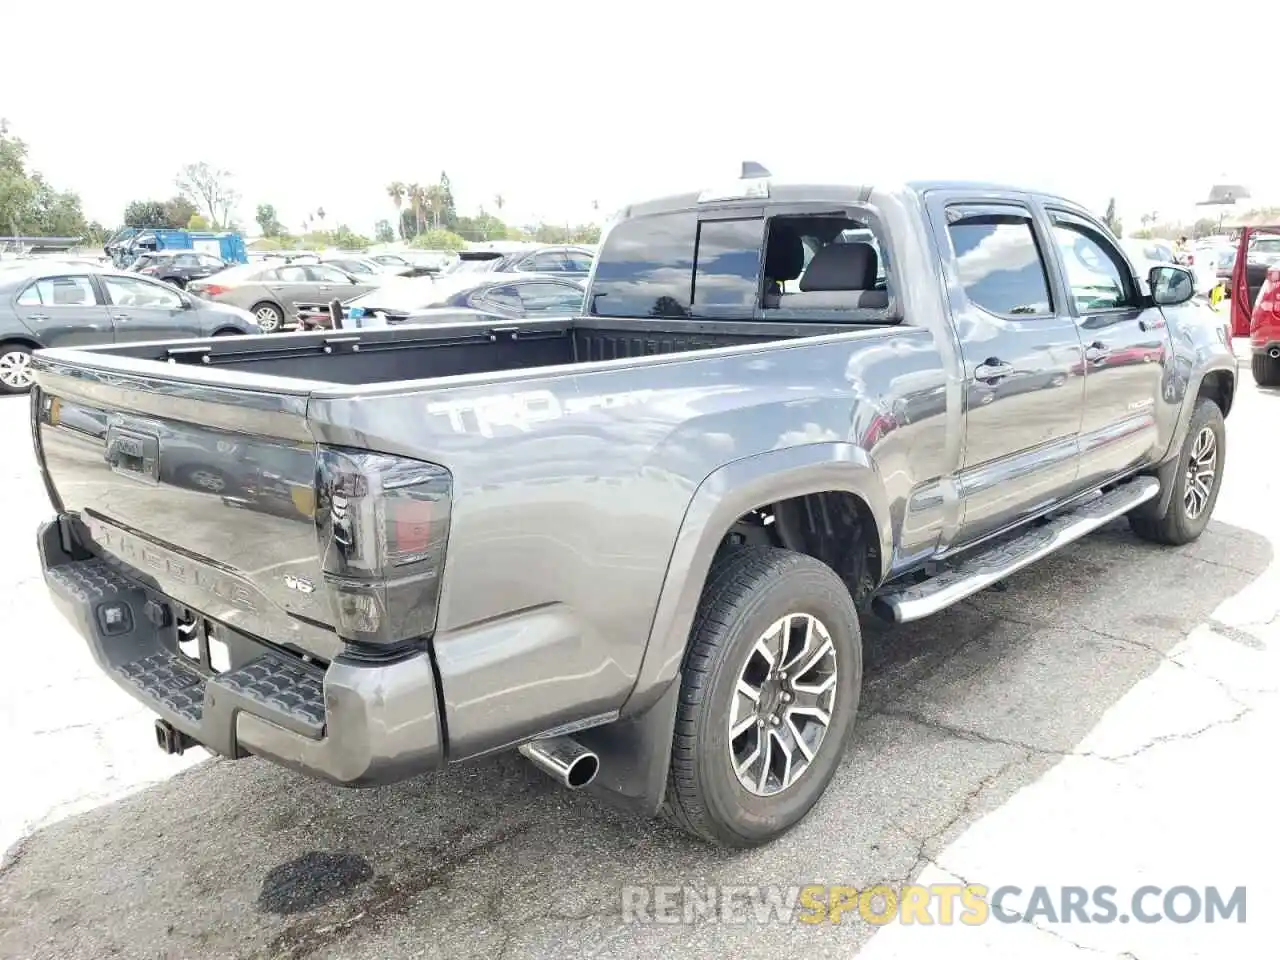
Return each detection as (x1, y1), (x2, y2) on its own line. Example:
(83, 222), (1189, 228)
(1130, 398), (1225, 545)
(663, 546), (862, 847)
(251, 302), (284, 332)
(0, 342), (35, 395)
(212, 328), (242, 337)
(168, 277), (187, 290)
(1252, 353), (1280, 387)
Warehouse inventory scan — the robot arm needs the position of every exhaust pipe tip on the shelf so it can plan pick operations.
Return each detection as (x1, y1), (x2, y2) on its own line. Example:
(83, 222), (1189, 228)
(1268, 347), (1280, 359)
(518, 735), (599, 790)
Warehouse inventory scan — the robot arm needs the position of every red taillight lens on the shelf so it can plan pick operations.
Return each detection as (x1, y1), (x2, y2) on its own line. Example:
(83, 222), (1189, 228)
(198, 284), (228, 297)
(315, 448), (452, 649)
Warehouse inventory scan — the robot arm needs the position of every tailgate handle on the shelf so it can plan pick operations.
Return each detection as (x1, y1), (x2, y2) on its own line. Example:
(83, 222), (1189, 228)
(105, 427), (160, 485)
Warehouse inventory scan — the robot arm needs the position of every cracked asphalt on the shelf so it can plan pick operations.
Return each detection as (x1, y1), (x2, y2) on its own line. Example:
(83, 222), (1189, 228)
(3, 345), (1278, 958)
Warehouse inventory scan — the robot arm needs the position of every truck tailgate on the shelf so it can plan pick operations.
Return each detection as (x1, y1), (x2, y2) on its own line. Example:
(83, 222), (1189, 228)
(33, 361), (341, 662)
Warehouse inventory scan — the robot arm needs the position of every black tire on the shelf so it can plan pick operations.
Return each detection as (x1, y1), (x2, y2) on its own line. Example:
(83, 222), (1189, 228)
(663, 546), (862, 847)
(1130, 398), (1225, 546)
(168, 277), (187, 290)
(1252, 353), (1280, 388)
(251, 302), (284, 332)
(0, 341), (36, 395)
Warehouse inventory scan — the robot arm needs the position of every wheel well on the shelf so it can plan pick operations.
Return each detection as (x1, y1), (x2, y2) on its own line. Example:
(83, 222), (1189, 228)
(211, 327), (242, 337)
(0, 336), (41, 353)
(1198, 370), (1234, 416)
(250, 300), (282, 314)
(717, 491), (882, 608)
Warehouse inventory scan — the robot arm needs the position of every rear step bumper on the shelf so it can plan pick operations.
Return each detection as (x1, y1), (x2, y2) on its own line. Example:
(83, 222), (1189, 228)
(38, 520), (443, 786)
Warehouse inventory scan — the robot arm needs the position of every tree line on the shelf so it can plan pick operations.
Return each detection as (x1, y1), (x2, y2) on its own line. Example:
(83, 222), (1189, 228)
(0, 120), (108, 243)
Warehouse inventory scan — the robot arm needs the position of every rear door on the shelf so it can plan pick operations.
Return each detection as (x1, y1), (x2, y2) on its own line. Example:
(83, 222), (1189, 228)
(926, 194), (1086, 545)
(12, 275), (114, 347)
(98, 273), (197, 341)
(1041, 205), (1176, 488)
(264, 264), (320, 317)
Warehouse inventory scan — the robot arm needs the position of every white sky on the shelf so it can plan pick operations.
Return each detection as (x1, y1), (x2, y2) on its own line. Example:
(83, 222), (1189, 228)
(3, 1), (1269, 236)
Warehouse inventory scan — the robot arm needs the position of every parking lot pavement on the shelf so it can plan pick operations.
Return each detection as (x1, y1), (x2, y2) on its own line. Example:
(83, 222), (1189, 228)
(2, 351), (1277, 959)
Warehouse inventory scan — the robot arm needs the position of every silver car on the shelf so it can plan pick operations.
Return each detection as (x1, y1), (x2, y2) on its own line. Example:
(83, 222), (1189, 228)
(187, 260), (381, 331)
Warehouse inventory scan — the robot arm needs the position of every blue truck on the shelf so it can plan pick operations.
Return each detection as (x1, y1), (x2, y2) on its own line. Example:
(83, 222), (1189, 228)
(105, 228), (247, 269)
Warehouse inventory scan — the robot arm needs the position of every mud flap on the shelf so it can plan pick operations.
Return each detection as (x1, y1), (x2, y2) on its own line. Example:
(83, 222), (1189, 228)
(577, 677), (680, 817)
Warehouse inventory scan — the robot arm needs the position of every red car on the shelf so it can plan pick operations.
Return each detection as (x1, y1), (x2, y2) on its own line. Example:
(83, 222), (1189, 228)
(1249, 261), (1280, 386)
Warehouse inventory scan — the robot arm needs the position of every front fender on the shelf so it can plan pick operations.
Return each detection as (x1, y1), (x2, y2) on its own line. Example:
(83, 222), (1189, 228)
(1136, 311), (1237, 519)
(619, 442), (891, 717)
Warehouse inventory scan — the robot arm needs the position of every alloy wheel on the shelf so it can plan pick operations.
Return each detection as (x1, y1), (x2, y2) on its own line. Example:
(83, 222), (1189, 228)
(727, 613), (839, 797)
(1183, 426), (1217, 521)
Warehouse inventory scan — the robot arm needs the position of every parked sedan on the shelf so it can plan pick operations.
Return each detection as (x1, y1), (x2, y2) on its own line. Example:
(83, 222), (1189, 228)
(318, 255), (410, 279)
(128, 250), (228, 289)
(188, 260), (382, 331)
(295, 272), (585, 330)
(0, 264), (260, 394)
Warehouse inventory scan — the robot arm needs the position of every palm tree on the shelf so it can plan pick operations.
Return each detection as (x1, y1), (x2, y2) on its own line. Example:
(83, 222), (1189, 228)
(386, 182), (406, 239)
(316, 207), (326, 225)
(407, 183), (424, 236)
(425, 185), (446, 230)
(494, 193), (505, 215)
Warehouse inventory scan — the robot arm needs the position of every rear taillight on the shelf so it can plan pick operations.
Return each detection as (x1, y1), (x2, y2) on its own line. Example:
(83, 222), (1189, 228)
(315, 448), (452, 651)
(198, 284), (228, 297)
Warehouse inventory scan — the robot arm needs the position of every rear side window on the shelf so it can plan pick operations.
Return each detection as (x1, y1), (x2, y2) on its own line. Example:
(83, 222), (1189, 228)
(692, 218), (764, 312)
(17, 276), (97, 307)
(946, 213), (1053, 317)
(588, 211), (697, 318)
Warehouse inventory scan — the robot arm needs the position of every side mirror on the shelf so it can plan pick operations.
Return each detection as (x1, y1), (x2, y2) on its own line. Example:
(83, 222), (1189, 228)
(1149, 265), (1195, 306)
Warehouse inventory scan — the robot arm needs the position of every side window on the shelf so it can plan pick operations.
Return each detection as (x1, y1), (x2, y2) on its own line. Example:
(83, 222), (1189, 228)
(199, 255), (225, 269)
(307, 265), (352, 284)
(274, 266), (309, 282)
(946, 212), (1053, 317)
(17, 276), (97, 307)
(563, 250), (594, 272)
(101, 275), (183, 308)
(1051, 220), (1134, 311)
(692, 218), (765, 312)
(588, 210), (697, 318)
(475, 285), (522, 312)
(514, 281), (585, 314)
(527, 251), (568, 272)
(174, 254), (200, 268)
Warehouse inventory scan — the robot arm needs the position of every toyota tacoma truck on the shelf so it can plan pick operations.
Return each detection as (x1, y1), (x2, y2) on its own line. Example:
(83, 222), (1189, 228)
(30, 167), (1236, 847)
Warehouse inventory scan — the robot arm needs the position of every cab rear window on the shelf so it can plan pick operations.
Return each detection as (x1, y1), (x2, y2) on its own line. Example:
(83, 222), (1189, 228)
(588, 211), (697, 318)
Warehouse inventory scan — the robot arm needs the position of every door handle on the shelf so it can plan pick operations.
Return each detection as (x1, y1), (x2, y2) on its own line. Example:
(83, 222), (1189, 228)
(113, 314), (130, 321)
(974, 358), (1014, 381)
(1085, 342), (1110, 363)
(27, 314), (48, 321)
(1138, 316), (1165, 332)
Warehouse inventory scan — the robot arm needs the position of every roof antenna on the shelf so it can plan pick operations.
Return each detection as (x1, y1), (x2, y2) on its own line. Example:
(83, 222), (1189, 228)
(741, 161), (771, 179)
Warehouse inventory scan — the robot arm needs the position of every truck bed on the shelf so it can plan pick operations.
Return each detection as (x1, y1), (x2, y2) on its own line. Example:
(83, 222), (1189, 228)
(55, 314), (869, 388)
(32, 312), (894, 651)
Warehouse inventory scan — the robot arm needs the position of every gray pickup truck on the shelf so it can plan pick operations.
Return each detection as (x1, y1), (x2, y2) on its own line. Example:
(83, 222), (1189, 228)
(30, 167), (1236, 848)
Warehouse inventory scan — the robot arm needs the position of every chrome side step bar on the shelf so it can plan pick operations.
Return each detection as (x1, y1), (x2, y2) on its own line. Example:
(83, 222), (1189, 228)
(874, 477), (1160, 623)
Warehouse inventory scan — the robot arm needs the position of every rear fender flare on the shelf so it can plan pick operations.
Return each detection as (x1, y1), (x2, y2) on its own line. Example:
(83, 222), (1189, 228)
(621, 442), (890, 717)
